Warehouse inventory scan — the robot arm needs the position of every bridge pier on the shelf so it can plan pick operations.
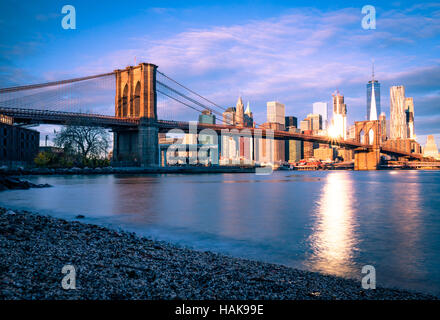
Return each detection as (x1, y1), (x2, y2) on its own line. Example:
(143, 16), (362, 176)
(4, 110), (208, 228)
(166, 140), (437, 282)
(138, 118), (159, 167)
(354, 147), (380, 170)
(112, 129), (139, 165)
(111, 121), (159, 167)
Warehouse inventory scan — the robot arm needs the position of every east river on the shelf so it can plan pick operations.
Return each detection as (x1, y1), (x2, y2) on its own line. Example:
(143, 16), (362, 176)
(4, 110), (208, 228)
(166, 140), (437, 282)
(1, 170), (439, 295)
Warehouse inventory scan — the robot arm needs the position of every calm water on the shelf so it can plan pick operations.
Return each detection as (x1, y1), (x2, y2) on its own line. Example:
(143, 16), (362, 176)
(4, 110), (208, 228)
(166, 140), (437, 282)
(1, 171), (440, 295)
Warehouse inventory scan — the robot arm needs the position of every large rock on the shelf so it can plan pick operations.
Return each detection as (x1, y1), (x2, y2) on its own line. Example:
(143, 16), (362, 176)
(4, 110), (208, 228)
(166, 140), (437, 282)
(0, 176), (51, 191)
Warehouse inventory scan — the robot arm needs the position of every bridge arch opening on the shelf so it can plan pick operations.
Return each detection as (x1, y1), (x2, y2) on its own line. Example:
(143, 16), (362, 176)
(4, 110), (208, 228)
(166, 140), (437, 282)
(134, 81), (140, 117)
(368, 128), (374, 145)
(359, 129), (365, 144)
(122, 84), (128, 118)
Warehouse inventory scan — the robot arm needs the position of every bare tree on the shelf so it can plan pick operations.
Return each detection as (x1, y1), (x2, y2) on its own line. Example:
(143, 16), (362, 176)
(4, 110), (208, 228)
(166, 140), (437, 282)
(54, 122), (110, 161)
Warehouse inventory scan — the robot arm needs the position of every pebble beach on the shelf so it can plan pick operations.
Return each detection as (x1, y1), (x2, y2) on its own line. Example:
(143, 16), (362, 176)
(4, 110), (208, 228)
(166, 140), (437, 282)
(0, 207), (437, 300)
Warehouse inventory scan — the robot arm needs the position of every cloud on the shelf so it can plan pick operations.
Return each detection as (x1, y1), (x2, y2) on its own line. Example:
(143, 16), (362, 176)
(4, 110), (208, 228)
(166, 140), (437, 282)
(148, 7), (176, 15)
(3, 4), (440, 137)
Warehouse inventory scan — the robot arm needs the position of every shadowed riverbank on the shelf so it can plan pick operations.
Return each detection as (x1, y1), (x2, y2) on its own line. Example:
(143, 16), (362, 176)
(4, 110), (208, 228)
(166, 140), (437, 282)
(0, 207), (437, 300)
(0, 166), (257, 176)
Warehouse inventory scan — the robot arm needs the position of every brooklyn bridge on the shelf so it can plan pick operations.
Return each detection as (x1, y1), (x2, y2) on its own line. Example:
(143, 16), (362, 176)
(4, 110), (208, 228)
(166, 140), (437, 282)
(0, 63), (432, 170)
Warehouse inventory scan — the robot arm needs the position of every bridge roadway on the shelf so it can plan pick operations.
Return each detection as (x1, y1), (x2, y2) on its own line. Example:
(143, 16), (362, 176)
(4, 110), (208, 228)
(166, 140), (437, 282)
(0, 107), (428, 160)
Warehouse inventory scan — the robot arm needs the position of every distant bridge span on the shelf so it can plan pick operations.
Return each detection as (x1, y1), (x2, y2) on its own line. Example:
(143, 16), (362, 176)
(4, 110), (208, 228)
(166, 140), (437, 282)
(0, 106), (426, 161)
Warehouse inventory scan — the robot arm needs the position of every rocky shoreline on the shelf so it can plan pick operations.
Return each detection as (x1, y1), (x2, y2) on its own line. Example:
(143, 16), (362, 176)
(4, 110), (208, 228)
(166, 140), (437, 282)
(0, 176), (51, 192)
(0, 207), (437, 300)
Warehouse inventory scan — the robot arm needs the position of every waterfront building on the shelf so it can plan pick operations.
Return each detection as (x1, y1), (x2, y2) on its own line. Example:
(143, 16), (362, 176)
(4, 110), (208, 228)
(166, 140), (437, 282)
(182, 133), (198, 163)
(267, 101), (285, 125)
(405, 97), (415, 140)
(330, 91), (347, 139)
(238, 102), (254, 162)
(220, 99), (254, 164)
(382, 138), (421, 154)
(314, 147), (335, 161)
(220, 135), (239, 164)
(301, 130), (314, 160)
(260, 122), (285, 165)
(423, 135), (439, 159)
(285, 116), (298, 128)
(337, 148), (354, 162)
(313, 102), (328, 130)
(390, 85), (407, 139)
(0, 118), (40, 167)
(285, 126), (302, 163)
(198, 109), (216, 125)
(366, 64), (381, 121)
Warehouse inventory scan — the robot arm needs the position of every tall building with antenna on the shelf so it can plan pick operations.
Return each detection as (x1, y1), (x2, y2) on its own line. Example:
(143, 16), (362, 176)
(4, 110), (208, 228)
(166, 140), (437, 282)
(366, 61), (381, 121)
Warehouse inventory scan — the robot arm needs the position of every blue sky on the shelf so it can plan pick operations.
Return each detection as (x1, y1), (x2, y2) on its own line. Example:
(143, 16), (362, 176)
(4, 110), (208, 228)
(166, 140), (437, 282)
(0, 0), (439, 147)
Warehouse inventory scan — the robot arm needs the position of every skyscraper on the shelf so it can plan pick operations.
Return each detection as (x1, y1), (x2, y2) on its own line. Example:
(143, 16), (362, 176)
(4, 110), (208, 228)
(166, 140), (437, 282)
(313, 102), (328, 130)
(244, 101), (254, 127)
(379, 112), (387, 142)
(390, 86), (406, 139)
(307, 113), (322, 133)
(405, 97), (415, 140)
(285, 116), (298, 128)
(222, 107), (236, 126)
(198, 109), (216, 124)
(331, 91), (347, 139)
(267, 101), (285, 125)
(235, 96), (244, 126)
(300, 120), (310, 132)
(423, 135), (439, 159)
(366, 63), (381, 120)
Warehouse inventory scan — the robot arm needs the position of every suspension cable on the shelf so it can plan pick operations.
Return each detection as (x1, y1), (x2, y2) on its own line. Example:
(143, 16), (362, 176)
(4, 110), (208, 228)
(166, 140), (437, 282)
(157, 80), (228, 122)
(156, 89), (234, 126)
(157, 71), (261, 127)
(0, 72), (115, 94)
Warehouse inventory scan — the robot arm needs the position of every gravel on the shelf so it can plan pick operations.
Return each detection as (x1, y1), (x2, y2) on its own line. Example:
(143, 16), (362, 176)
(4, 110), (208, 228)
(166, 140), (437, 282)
(0, 207), (437, 300)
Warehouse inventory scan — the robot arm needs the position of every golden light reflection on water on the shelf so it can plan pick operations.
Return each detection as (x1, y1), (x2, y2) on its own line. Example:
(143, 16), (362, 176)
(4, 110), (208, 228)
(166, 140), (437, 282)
(305, 172), (359, 277)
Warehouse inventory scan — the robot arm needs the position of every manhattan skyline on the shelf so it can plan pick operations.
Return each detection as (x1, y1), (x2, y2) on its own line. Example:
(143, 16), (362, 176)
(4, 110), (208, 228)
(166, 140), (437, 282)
(0, 0), (439, 147)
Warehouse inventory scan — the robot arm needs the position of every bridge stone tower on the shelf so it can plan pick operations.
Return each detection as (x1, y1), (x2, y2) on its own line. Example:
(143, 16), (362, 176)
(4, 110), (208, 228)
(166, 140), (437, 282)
(354, 120), (381, 170)
(113, 63), (159, 167)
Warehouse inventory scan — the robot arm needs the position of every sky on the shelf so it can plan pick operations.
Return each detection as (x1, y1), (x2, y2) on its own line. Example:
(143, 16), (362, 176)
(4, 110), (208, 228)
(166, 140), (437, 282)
(0, 0), (439, 147)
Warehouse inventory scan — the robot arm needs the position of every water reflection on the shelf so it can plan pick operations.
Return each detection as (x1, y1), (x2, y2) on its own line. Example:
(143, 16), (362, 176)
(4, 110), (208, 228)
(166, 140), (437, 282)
(305, 172), (359, 277)
(387, 171), (426, 283)
(1, 171), (440, 294)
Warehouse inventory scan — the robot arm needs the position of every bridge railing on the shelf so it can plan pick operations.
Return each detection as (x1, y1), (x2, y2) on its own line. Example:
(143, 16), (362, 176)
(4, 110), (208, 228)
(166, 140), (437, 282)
(0, 107), (139, 127)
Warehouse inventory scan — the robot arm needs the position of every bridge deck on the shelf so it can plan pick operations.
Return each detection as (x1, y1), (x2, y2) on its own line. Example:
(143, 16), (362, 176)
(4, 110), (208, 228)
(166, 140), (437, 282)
(0, 107), (433, 161)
